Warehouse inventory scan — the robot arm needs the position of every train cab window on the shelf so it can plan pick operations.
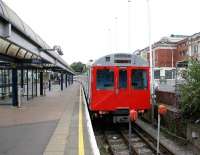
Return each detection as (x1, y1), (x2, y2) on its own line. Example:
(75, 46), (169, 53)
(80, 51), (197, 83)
(132, 70), (147, 89)
(119, 70), (127, 88)
(96, 69), (114, 90)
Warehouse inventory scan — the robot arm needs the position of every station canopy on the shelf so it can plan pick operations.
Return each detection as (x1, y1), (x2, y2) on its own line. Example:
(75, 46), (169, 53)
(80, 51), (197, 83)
(0, 1), (74, 74)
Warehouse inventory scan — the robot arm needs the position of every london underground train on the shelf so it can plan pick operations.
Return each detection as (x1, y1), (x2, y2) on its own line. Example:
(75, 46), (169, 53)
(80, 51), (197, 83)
(82, 53), (151, 120)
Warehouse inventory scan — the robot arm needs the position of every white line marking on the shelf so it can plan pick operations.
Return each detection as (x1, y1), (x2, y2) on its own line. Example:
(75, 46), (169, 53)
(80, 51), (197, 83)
(81, 87), (100, 155)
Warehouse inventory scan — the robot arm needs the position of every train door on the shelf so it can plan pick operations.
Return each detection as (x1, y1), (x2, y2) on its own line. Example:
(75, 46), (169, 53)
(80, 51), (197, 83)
(116, 67), (129, 108)
(91, 66), (117, 110)
(129, 67), (150, 110)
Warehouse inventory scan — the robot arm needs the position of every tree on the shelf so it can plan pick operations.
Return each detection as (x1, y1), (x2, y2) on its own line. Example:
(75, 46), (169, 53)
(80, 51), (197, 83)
(180, 60), (200, 120)
(70, 61), (86, 73)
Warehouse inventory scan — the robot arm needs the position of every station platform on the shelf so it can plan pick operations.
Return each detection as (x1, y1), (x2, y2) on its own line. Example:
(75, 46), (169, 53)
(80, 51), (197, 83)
(136, 119), (199, 155)
(0, 83), (99, 155)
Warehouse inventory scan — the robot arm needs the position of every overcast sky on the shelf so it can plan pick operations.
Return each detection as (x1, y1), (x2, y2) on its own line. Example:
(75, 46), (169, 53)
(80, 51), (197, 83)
(5, 0), (200, 64)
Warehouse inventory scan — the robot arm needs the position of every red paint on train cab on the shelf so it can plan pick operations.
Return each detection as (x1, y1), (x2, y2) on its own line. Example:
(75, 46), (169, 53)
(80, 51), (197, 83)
(89, 65), (151, 112)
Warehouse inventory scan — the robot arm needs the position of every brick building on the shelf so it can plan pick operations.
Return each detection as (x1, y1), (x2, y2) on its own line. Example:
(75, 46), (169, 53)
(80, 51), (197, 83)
(188, 32), (200, 60)
(176, 38), (189, 63)
(137, 33), (200, 82)
(139, 35), (188, 67)
(137, 35), (189, 92)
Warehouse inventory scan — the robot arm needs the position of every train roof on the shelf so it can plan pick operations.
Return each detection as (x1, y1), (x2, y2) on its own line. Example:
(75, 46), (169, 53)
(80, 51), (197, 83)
(92, 53), (148, 67)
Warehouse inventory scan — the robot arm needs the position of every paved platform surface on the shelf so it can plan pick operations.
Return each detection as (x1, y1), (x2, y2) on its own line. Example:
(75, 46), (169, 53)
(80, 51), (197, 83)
(136, 119), (199, 155)
(0, 83), (95, 155)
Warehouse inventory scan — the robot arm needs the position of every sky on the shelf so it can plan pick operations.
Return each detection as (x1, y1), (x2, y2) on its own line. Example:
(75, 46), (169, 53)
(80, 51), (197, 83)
(5, 0), (200, 64)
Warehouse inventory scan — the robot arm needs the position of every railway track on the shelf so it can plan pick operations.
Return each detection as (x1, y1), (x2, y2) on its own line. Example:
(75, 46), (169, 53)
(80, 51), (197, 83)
(94, 120), (174, 155)
(104, 129), (130, 155)
(131, 123), (174, 155)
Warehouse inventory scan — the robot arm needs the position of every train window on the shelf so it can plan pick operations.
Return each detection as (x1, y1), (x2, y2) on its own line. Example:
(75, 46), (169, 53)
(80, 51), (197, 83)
(96, 69), (114, 90)
(105, 56), (110, 62)
(132, 70), (147, 89)
(119, 70), (127, 88)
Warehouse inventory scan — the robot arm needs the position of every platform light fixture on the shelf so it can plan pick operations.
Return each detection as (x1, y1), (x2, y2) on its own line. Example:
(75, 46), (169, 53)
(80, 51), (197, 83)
(40, 45), (64, 55)
(53, 45), (63, 55)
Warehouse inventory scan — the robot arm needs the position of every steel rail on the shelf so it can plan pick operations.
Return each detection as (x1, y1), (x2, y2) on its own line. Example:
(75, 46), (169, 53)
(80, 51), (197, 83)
(133, 124), (175, 155)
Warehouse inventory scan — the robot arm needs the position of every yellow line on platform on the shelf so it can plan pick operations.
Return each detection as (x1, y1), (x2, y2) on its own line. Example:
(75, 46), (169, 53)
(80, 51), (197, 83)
(79, 86), (85, 155)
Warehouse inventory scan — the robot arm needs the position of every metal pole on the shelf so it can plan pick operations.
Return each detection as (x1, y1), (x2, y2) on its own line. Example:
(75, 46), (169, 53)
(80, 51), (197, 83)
(172, 49), (174, 79)
(49, 79), (51, 91)
(146, 0), (155, 124)
(129, 117), (132, 155)
(61, 73), (63, 91)
(27, 69), (29, 100)
(128, 5), (133, 153)
(128, 0), (132, 52)
(36, 69), (37, 96)
(115, 17), (118, 52)
(40, 71), (43, 96)
(44, 71), (46, 96)
(21, 69), (24, 89)
(108, 28), (112, 52)
(18, 86), (21, 108)
(65, 74), (68, 88)
(157, 113), (160, 154)
(172, 49), (174, 68)
(12, 68), (18, 106)
(69, 74), (71, 85)
(32, 69), (33, 98)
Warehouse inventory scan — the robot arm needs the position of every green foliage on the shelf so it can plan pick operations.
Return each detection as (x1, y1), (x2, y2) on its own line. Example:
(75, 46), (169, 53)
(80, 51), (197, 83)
(70, 61), (86, 73)
(180, 60), (200, 119)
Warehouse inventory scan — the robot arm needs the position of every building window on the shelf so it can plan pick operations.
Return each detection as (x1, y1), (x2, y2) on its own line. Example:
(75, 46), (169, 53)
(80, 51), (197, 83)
(165, 70), (173, 79)
(131, 70), (147, 89)
(194, 45), (198, 53)
(172, 69), (176, 79)
(180, 51), (187, 56)
(96, 69), (114, 90)
(192, 45), (198, 54)
(154, 70), (160, 79)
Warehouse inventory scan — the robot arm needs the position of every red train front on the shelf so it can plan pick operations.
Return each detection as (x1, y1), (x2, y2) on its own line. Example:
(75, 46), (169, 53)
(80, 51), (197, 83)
(88, 53), (151, 117)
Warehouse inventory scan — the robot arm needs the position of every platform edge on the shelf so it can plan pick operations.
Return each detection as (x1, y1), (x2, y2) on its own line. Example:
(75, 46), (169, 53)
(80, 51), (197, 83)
(81, 86), (100, 155)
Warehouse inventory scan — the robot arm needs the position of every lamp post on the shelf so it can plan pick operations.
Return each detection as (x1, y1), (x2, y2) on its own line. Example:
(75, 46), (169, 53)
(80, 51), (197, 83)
(146, 0), (155, 125)
(114, 17), (118, 52)
(128, 0), (132, 52)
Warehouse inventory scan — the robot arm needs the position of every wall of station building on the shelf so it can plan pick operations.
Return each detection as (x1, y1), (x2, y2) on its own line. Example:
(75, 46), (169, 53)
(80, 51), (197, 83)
(0, 67), (73, 106)
(0, 68), (40, 105)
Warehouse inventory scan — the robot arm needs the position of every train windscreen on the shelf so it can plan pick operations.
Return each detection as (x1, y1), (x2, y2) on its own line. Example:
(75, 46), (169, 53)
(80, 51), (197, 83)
(119, 70), (127, 88)
(131, 70), (147, 89)
(96, 69), (114, 90)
